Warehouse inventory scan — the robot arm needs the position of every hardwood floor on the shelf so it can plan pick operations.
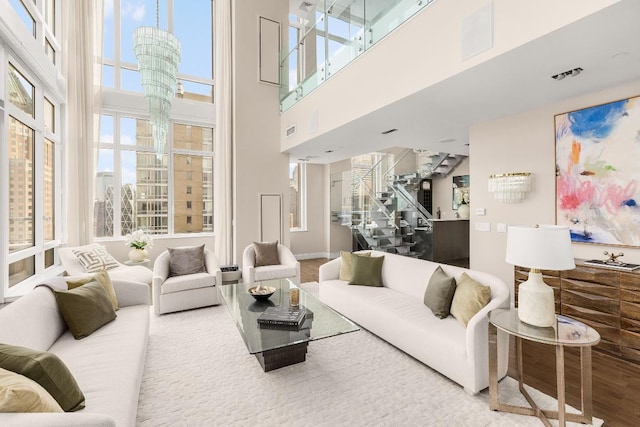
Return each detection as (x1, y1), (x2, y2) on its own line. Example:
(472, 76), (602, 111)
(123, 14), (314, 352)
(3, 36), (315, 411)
(300, 258), (329, 283)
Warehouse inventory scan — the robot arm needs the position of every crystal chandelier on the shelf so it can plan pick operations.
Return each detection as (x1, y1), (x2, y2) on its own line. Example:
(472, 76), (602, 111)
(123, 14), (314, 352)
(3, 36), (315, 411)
(488, 173), (533, 203)
(133, 1), (181, 159)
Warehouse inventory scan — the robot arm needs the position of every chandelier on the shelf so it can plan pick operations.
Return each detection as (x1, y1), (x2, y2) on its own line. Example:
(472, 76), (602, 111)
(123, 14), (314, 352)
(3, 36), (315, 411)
(133, 0), (181, 159)
(488, 173), (533, 203)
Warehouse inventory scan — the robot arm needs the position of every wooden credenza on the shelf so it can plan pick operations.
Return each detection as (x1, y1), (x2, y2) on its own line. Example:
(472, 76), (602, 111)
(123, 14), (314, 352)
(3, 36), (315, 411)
(514, 261), (640, 426)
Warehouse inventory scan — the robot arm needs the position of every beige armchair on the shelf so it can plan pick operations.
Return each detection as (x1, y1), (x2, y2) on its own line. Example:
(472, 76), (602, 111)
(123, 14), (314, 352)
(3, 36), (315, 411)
(152, 246), (222, 315)
(242, 243), (300, 285)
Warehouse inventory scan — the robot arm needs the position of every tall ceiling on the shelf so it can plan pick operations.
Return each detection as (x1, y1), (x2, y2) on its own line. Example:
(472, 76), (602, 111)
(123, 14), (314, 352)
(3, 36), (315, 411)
(285, 0), (640, 164)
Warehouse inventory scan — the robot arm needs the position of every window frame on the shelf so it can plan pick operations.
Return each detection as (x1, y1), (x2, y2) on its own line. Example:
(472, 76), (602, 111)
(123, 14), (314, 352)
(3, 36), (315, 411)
(289, 162), (307, 232)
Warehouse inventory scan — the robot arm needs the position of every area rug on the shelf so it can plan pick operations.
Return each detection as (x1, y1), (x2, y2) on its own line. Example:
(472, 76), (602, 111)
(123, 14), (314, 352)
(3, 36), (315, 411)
(136, 282), (603, 426)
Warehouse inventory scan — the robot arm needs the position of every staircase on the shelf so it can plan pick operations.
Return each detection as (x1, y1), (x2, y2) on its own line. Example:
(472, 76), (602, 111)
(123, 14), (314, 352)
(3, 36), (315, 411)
(341, 149), (465, 259)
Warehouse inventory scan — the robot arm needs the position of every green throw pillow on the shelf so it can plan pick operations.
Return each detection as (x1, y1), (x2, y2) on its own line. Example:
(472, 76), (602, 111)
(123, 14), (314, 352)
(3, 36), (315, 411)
(0, 344), (85, 412)
(66, 269), (119, 311)
(349, 254), (384, 287)
(339, 251), (371, 281)
(424, 266), (457, 319)
(50, 281), (117, 339)
(450, 273), (492, 327)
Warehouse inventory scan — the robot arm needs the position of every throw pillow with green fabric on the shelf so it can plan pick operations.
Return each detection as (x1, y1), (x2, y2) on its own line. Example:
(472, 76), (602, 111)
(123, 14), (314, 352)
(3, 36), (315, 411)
(338, 251), (371, 281)
(424, 266), (457, 318)
(0, 367), (64, 412)
(167, 244), (206, 276)
(42, 281), (117, 339)
(450, 273), (492, 327)
(66, 269), (119, 310)
(253, 241), (280, 266)
(349, 254), (384, 287)
(0, 344), (85, 412)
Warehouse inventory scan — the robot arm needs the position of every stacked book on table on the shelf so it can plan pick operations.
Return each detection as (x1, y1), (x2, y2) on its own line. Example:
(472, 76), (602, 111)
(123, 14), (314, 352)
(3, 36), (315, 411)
(257, 306), (306, 330)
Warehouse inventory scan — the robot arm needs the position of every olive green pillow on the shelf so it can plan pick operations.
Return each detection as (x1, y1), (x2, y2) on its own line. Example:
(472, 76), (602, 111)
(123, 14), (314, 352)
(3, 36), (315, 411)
(450, 273), (492, 327)
(339, 251), (371, 281)
(51, 281), (117, 339)
(349, 255), (384, 287)
(424, 266), (457, 319)
(0, 367), (63, 412)
(253, 241), (280, 267)
(0, 344), (85, 412)
(66, 269), (119, 311)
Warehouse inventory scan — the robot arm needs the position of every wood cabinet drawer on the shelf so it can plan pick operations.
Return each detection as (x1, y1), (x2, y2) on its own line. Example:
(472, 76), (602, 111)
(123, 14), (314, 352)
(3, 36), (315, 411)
(621, 300), (640, 322)
(620, 330), (640, 352)
(562, 303), (619, 327)
(563, 267), (619, 283)
(561, 289), (619, 315)
(562, 278), (619, 298)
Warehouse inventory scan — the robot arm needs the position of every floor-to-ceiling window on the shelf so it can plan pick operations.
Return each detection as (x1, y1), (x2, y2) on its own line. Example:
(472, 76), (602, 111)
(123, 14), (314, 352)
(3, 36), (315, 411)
(2, 0), (63, 296)
(97, 0), (214, 239)
(289, 162), (307, 231)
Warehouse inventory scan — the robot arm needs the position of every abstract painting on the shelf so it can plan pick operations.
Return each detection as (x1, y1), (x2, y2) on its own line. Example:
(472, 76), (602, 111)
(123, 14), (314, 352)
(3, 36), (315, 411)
(556, 95), (640, 246)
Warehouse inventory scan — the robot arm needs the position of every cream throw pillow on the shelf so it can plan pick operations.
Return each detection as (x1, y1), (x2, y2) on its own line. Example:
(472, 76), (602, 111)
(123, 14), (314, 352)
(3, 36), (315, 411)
(450, 273), (492, 327)
(0, 368), (63, 412)
(338, 251), (371, 281)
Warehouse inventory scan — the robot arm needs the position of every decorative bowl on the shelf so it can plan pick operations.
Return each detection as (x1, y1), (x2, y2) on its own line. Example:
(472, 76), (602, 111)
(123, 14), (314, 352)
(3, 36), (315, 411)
(248, 286), (276, 301)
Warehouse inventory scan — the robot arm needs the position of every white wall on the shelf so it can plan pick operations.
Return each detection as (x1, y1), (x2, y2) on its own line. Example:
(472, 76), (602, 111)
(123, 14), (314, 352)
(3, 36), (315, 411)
(290, 163), (329, 258)
(232, 1), (289, 263)
(281, 0), (618, 152)
(470, 80), (640, 296)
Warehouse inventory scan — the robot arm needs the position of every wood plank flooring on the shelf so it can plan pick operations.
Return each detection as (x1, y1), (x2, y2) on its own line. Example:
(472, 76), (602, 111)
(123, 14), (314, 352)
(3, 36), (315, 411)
(300, 258), (329, 283)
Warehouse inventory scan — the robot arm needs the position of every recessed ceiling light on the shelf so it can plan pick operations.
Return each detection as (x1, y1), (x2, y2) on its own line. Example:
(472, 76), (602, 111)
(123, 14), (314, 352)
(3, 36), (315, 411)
(438, 138), (456, 143)
(381, 128), (398, 135)
(325, 149), (334, 153)
(613, 52), (629, 60)
(552, 67), (583, 80)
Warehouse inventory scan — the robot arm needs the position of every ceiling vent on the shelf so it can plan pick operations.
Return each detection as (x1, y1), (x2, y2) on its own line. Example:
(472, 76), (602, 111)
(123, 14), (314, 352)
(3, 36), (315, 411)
(286, 125), (296, 137)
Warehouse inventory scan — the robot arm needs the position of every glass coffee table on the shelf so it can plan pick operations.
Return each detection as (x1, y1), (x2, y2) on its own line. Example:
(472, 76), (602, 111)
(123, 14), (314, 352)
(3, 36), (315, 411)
(219, 278), (359, 371)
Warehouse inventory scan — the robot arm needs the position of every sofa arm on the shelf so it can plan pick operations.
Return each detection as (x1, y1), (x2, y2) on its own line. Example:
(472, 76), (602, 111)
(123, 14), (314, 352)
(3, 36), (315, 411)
(112, 280), (150, 307)
(0, 413), (116, 427)
(319, 257), (341, 282)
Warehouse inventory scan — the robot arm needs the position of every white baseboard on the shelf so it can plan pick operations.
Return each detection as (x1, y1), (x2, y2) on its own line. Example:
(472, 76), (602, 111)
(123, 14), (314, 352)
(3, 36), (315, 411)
(295, 252), (331, 261)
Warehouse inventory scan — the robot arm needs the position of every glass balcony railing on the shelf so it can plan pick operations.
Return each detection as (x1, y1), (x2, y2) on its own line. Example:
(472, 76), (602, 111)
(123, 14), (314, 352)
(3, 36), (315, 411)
(280, 0), (435, 112)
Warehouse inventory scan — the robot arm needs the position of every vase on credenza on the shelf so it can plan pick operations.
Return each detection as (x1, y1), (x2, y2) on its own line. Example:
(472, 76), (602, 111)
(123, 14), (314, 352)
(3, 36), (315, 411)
(128, 248), (148, 262)
(457, 204), (470, 219)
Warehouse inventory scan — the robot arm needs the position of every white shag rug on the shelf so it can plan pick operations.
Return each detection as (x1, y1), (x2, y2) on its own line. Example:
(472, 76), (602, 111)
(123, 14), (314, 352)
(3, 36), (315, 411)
(136, 282), (603, 427)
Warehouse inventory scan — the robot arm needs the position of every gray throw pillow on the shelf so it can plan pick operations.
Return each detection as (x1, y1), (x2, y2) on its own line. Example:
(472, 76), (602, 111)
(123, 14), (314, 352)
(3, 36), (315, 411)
(168, 245), (206, 276)
(253, 241), (280, 267)
(424, 266), (457, 319)
(0, 343), (85, 412)
(44, 282), (117, 340)
(349, 255), (384, 287)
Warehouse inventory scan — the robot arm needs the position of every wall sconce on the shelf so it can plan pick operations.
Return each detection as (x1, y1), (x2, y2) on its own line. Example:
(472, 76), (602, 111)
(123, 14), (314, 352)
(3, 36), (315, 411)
(488, 173), (533, 203)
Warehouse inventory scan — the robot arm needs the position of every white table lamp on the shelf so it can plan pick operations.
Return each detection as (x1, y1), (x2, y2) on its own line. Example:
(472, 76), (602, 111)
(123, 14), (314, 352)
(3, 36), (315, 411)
(506, 225), (575, 327)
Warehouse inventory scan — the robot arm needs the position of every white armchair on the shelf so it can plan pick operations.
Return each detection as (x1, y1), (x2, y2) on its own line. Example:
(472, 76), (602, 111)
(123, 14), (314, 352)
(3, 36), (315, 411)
(242, 243), (300, 285)
(59, 243), (152, 286)
(152, 247), (222, 315)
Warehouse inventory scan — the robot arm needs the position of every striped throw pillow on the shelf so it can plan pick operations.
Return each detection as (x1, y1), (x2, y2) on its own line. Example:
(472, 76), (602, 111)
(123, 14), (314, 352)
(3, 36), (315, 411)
(72, 246), (119, 273)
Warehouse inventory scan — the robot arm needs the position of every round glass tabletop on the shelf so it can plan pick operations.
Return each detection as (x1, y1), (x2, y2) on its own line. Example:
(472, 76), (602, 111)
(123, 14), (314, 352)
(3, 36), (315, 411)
(489, 308), (600, 347)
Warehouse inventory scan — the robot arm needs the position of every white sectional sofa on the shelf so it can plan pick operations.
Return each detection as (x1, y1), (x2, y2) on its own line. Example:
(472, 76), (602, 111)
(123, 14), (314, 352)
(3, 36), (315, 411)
(0, 276), (150, 426)
(319, 251), (510, 394)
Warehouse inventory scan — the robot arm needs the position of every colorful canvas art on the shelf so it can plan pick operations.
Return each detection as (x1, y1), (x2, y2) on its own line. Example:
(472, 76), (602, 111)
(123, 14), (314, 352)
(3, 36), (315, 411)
(556, 95), (640, 246)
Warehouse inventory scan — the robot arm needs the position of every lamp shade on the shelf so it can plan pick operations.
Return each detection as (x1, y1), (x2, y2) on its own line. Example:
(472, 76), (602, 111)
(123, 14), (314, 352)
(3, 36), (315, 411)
(505, 225), (575, 271)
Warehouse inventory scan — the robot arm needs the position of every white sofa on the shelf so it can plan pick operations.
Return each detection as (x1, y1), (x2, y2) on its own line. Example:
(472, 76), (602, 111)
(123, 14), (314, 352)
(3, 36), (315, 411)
(0, 276), (150, 426)
(319, 251), (510, 394)
(60, 243), (153, 286)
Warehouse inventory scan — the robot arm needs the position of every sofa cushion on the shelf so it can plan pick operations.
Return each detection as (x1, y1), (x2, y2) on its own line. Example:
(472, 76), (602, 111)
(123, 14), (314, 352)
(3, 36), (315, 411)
(253, 241), (280, 266)
(349, 254), (384, 287)
(72, 245), (119, 273)
(47, 282), (117, 339)
(0, 367), (64, 413)
(254, 265), (297, 282)
(168, 245), (206, 277)
(161, 272), (215, 294)
(424, 266), (457, 319)
(339, 251), (370, 281)
(66, 270), (119, 311)
(0, 343), (85, 412)
(450, 273), (492, 327)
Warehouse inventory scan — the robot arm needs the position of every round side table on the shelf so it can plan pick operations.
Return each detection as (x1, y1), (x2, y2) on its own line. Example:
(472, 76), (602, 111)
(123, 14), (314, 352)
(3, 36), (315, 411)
(488, 308), (600, 427)
(124, 258), (151, 269)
